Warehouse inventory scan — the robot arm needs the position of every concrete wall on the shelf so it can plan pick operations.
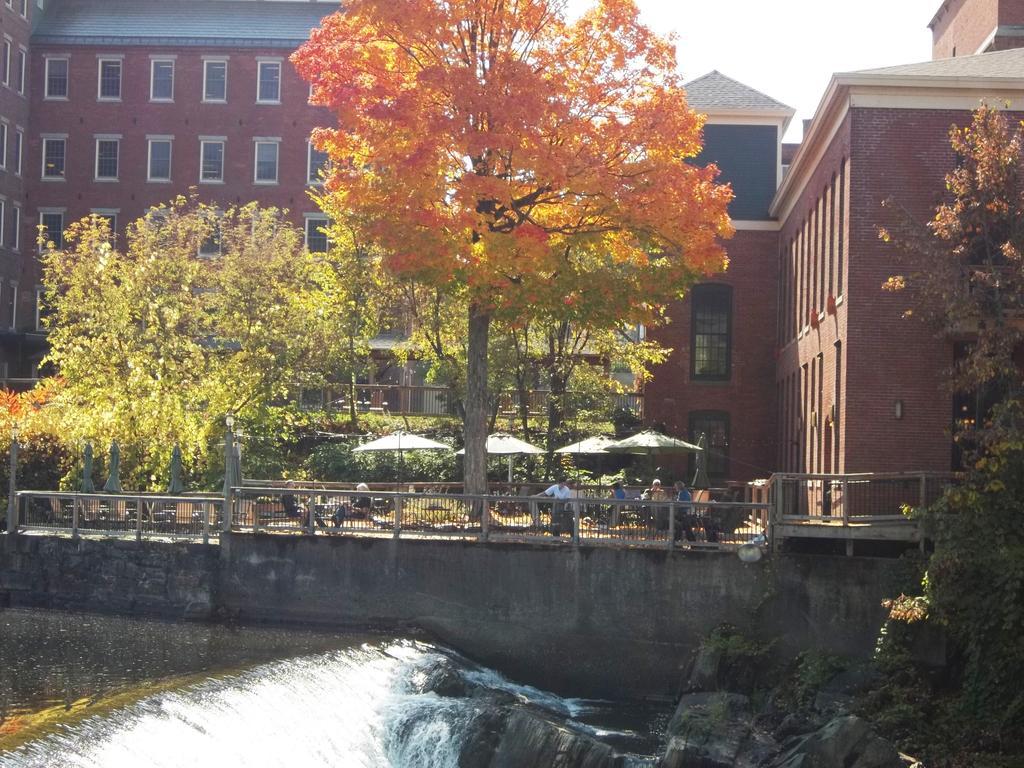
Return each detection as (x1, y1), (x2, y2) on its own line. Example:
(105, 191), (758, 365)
(0, 533), (913, 699)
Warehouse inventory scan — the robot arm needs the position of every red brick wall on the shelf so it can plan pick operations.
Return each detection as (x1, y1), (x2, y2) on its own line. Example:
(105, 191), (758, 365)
(645, 229), (779, 484)
(931, 0), (1000, 57)
(25, 42), (330, 291)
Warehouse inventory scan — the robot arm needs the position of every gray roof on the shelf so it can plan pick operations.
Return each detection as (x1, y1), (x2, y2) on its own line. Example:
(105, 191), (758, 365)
(684, 70), (793, 113)
(34, 0), (338, 48)
(845, 46), (1024, 80)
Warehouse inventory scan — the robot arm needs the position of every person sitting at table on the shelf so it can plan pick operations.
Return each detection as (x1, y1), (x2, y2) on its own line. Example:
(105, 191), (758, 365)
(673, 480), (696, 542)
(610, 481), (627, 500)
(282, 481), (301, 519)
(352, 483), (373, 518)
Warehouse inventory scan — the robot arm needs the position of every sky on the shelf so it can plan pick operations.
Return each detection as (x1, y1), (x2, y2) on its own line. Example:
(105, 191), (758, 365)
(569, 0), (938, 142)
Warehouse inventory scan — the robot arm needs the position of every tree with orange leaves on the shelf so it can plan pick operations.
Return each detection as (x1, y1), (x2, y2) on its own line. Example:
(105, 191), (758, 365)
(294, 0), (733, 493)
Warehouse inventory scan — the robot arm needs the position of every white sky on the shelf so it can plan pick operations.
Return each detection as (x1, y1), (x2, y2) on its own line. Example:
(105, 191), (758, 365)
(568, 0), (937, 142)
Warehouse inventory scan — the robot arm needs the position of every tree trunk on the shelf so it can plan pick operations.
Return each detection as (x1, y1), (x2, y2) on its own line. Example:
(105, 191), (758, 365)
(464, 303), (491, 496)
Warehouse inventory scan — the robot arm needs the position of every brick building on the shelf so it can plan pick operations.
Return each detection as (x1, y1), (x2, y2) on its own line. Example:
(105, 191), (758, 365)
(0, 0), (1021, 482)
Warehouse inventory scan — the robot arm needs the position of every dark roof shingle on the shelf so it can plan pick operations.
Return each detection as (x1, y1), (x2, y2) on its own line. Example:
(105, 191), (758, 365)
(684, 70), (793, 113)
(34, 0), (338, 47)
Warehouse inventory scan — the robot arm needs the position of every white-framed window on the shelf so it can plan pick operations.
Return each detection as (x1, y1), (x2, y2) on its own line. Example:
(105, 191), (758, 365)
(38, 208), (64, 250)
(35, 285), (44, 332)
(13, 128), (21, 175)
(203, 58), (227, 102)
(256, 60), (281, 103)
(0, 123), (7, 170)
(8, 281), (17, 330)
(253, 139), (279, 184)
(16, 48), (25, 94)
(44, 56), (68, 99)
(0, 199), (6, 247)
(198, 224), (221, 258)
(150, 58), (174, 101)
(200, 138), (225, 182)
(11, 204), (19, 251)
(91, 208), (118, 239)
(18, 0), (25, 19)
(147, 136), (172, 182)
(97, 57), (122, 101)
(304, 215), (329, 253)
(2, 38), (11, 88)
(41, 135), (66, 179)
(94, 136), (119, 180)
(307, 140), (329, 185)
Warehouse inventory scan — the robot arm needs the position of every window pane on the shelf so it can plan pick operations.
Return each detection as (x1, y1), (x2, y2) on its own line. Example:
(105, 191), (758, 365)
(14, 131), (21, 175)
(204, 61), (226, 100)
(199, 225), (220, 257)
(691, 284), (732, 380)
(99, 60), (121, 99)
(41, 213), (63, 249)
(151, 61), (174, 100)
(306, 218), (328, 253)
(96, 140), (118, 179)
(255, 142), (278, 182)
(17, 50), (25, 93)
(258, 62), (280, 102)
(43, 139), (65, 178)
(308, 143), (329, 183)
(3, 42), (10, 86)
(149, 140), (171, 180)
(689, 411), (730, 479)
(46, 59), (68, 98)
(201, 142), (223, 181)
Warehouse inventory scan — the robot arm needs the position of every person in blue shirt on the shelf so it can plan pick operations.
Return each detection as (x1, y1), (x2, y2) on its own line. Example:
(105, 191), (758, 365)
(673, 481), (695, 542)
(611, 481), (627, 500)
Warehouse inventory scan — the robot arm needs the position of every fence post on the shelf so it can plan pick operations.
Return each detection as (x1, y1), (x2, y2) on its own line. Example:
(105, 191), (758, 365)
(72, 497), (80, 539)
(841, 478), (850, 525)
(203, 502), (210, 545)
(393, 495), (403, 539)
(918, 474), (927, 511)
(308, 500), (316, 536)
(481, 496), (490, 542)
(667, 501), (675, 551)
(135, 497), (143, 541)
(6, 431), (17, 534)
(572, 502), (580, 547)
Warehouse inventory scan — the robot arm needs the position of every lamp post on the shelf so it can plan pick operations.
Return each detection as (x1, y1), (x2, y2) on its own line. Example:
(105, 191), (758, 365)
(7, 425), (18, 534)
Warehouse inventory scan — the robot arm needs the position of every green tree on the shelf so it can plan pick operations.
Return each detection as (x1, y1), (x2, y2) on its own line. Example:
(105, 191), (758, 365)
(38, 200), (343, 488)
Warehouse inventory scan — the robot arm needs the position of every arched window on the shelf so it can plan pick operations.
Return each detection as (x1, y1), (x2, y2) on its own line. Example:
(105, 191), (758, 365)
(691, 284), (732, 381)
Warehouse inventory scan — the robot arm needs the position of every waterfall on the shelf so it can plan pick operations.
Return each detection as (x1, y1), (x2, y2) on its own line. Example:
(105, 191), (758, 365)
(1, 640), (657, 768)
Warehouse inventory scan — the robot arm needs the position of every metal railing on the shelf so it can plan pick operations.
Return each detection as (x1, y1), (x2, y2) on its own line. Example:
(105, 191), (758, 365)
(14, 491), (223, 544)
(771, 472), (955, 523)
(230, 486), (768, 550)
(298, 384), (644, 418)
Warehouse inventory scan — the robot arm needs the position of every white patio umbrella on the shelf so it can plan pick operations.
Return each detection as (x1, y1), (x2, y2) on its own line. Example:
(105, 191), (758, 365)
(554, 435), (616, 455)
(456, 432), (545, 483)
(353, 431), (451, 486)
(607, 429), (701, 482)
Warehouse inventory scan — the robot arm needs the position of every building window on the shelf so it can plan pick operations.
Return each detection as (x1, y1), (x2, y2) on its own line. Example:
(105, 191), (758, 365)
(35, 286), (45, 332)
(41, 137), (66, 179)
(690, 284), (732, 381)
(2, 38), (10, 87)
(39, 210), (63, 250)
(16, 48), (25, 94)
(253, 140), (279, 183)
(0, 200), (6, 247)
(198, 218), (221, 258)
(45, 57), (68, 99)
(203, 59), (227, 102)
(13, 129), (21, 175)
(94, 138), (119, 180)
(8, 282), (17, 330)
(200, 139), (224, 182)
(257, 61), (281, 103)
(150, 59), (174, 101)
(305, 216), (329, 253)
(18, 0), (25, 18)
(97, 58), (122, 100)
(91, 209), (117, 240)
(11, 205), (18, 251)
(147, 138), (172, 181)
(689, 411), (730, 479)
(307, 141), (329, 184)
(0, 123), (7, 170)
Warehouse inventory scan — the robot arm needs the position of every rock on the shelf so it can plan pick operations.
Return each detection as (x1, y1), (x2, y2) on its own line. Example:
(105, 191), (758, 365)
(769, 715), (903, 768)
(688, 646), (724, 692)
(661, 693), (752, 768)
(488, 708), (625, 768)
(457, 707), (512, 768)
(416, 658), (472, 698)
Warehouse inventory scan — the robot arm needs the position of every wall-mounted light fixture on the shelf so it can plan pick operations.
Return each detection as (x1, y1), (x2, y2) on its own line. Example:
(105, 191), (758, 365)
(894, 399), (904, 420)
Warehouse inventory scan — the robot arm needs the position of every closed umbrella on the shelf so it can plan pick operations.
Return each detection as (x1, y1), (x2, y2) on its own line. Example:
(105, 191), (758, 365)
(456, 432), (545, 483)
(691, 433), (711, 491)
(353, 431), (451, 486)
(80, 443), (96, 493)
(167, 444), (185, 495)
(102, 441), (122, 493)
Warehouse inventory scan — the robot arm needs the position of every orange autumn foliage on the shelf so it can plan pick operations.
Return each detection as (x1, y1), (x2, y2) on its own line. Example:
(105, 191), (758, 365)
(292, 0), (733, 324)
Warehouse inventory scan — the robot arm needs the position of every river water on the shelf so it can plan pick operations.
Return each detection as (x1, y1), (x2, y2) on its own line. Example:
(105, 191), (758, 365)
(0, 608), (670, 766)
